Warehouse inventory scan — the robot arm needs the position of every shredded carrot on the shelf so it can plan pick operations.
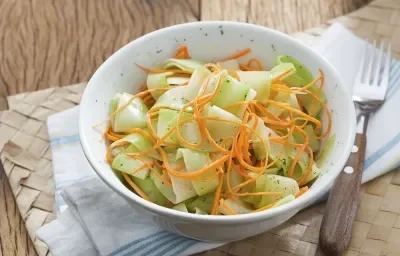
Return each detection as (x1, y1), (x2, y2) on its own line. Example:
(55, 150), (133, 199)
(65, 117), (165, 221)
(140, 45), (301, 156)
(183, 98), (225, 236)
(247, 58), (263, 70)
(174, 45), (190, 59)
(211, 169), (224, 215)
(267, 100), (321, 129)
(219, 199), (237, 215)
(297, 146), (314, 185)
(235, 191), (282, 197)
(101, 45), (331, 215)
(295, 186), (309, 198)
(252, 202), (277, 213)
(271, 68), (295, 83)
(122, 173), (151, 202)
(135, 63), (193, 75)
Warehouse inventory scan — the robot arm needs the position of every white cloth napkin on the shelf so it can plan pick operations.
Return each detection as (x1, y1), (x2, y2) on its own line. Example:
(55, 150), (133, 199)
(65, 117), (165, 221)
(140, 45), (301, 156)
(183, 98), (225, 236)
(36, 23), (400, 256)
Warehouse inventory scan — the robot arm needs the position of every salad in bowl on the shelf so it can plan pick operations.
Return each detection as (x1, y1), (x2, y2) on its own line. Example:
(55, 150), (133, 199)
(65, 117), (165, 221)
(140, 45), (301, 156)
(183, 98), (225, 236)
(101, 45), (334, 215)
(79, 21), (355, 241)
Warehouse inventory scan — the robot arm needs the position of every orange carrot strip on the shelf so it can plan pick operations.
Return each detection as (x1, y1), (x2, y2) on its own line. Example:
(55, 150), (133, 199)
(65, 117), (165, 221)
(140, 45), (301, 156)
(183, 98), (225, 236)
(219, 199), (237, 215)
(295, 186), (309, 198)
(122, 173), (151, 202)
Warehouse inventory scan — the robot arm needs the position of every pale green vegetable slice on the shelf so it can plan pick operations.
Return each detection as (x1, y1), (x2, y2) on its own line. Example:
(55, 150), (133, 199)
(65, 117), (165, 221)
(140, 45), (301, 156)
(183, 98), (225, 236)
(168, 155), (197, 203)
(298, 86), (327, 118)
(274, 55), (326, 118)
(284, 144), (311, 179)
(110, 93), (122, 127)
(202, 73), (220, 95)
(121, 133), (161, 161)
(267, 91), (291, 117)
(302, 163), (321, 185)
(152, 86), (191, 111)
(270, 63), (297, 82)
(183, 66), (211, 100)
(274, 55), (313, 87)
(236, 71), (271, 105)
(112, 152), (151, 180)
(110, 93), (122, 114)
(248, 117), (274, 160)
(218, 198), (252, 215)
(292, 125), (320, 152)
(204, 105), (241, 148)
(289, 94), (301, 110)
(157, 109), (202, 146)
(211, 75), (250, 114)
(150, 155), (197, 204)
(222, 168), (244, 192)
(172, 203), (189, 212)
(217, 59), (240, 70)
(236, 88), (257, 119)
(150, 171), (176, 203)
(112, 93), (148, 133)
(186, 193), (214, 214)
(267, 133), (291, 172)
(176, 148), (219, 196)
(157, 109), (180, 145)
(146, 72), (173, 99)
(271, 194), (295, 209)
(250, 174), (299, 208)
(195, 207), (208, 215)
(163, 58), (205, 72)
(152, 67), (210, 111)
(316, 134), (336, 168)
(167, 76), (190, 85)
(132, 177), (168, 206)
(265, 167), (280, 175)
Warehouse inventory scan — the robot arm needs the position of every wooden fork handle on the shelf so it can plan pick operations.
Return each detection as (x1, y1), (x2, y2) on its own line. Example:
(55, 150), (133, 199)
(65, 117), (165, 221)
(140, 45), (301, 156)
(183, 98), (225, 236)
(319, 133), (367, 256)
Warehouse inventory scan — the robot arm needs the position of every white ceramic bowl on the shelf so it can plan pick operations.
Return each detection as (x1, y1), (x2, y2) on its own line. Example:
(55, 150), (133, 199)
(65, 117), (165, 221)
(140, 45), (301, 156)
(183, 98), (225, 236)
(79, 21), (356, 242)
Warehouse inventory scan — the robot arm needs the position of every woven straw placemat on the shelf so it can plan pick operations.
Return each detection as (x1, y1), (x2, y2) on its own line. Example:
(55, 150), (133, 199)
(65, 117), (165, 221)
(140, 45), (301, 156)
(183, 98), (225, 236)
(2, 1), (400, 255)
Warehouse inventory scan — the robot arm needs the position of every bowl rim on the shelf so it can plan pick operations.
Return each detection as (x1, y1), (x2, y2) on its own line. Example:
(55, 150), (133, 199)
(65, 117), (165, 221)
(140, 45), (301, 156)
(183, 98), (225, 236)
(79, 20), (356, 224)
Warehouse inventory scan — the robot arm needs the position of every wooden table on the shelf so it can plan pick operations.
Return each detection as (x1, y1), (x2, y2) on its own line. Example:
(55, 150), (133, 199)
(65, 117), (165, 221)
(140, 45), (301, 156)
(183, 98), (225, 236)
(0, 1), (372, 255)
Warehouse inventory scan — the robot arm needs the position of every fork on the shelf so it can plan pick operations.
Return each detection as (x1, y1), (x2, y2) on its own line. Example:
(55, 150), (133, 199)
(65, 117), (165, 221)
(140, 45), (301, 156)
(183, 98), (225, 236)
(319, 40), (391, 255)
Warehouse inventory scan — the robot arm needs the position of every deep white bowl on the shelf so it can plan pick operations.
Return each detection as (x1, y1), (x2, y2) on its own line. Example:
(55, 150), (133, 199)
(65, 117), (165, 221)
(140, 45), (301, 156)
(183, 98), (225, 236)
(79, 21), (356, 242)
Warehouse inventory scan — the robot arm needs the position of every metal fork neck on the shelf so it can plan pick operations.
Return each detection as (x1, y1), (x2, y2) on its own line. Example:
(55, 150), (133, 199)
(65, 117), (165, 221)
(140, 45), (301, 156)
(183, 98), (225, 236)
(354, 101), (382, 134)
(356, 112), (369, 134)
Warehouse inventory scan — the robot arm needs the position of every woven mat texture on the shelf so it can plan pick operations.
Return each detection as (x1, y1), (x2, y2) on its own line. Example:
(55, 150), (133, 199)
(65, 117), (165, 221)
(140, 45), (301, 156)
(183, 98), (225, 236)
(2, 1), (400, 255)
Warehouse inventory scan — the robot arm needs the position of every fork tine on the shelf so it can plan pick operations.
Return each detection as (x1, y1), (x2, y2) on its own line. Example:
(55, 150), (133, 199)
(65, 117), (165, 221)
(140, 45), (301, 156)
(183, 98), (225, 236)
(364, 40), (376, 84)
(372, 41), (384, 86)
(381, 41), (391, 94)
(355, 40), (368, 84)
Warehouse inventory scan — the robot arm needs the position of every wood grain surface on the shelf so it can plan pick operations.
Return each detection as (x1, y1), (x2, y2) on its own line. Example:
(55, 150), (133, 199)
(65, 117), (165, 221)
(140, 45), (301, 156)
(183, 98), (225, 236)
(0, 1), (372, 256)
(0, 0), (371, 111)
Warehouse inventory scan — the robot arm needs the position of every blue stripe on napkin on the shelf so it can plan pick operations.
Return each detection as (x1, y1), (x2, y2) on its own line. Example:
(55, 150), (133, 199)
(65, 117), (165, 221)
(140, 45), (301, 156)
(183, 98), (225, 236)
(50, 134), (80, 146)
(387, 60), (400, 99)
(362, 60), (400, 170)
(364, 131), (400, 170)
(107, 230), (197, 256)
(108, 231), (168, 256)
